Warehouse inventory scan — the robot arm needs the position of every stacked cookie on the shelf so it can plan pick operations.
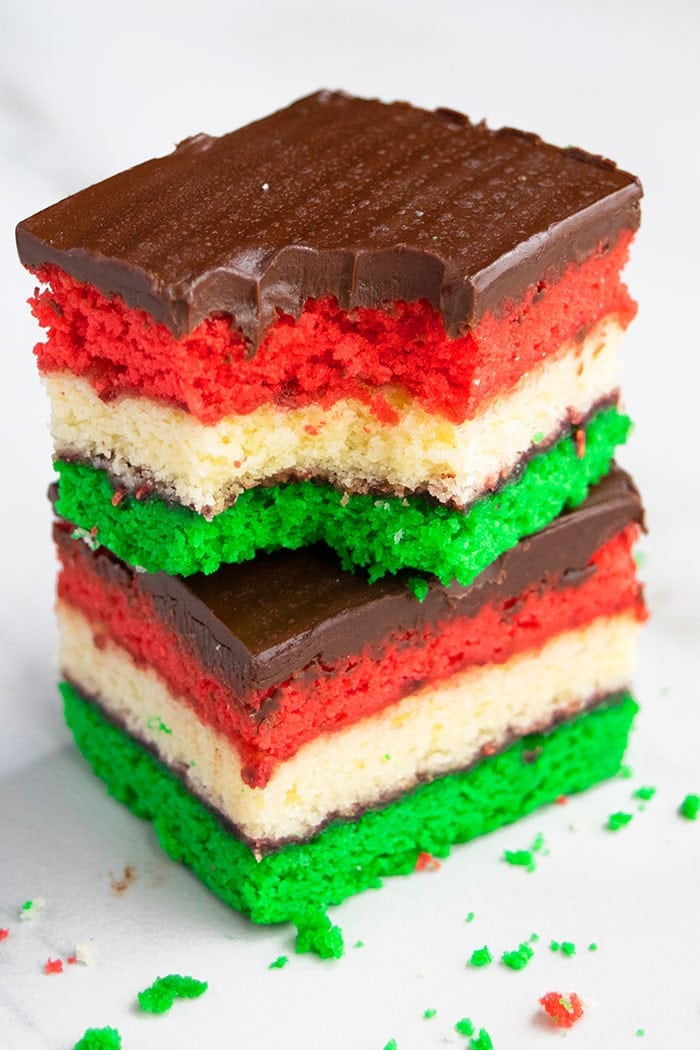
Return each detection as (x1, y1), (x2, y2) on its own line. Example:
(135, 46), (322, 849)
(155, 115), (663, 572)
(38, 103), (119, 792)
(17, 92), (646, 925)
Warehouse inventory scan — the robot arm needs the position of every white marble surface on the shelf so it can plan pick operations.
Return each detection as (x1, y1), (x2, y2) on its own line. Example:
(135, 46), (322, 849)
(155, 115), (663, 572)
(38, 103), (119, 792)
(1, 1), (699, 1047)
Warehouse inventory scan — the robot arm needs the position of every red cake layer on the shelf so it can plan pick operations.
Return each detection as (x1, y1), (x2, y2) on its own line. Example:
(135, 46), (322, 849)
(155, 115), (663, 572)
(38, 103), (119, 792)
(32, 232), (635, 427)
(57, 526), (645, 788)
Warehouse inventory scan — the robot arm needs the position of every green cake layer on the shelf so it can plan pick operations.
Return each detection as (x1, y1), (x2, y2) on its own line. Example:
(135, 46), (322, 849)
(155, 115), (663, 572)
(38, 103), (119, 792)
(62, 681), (638, 925)
(54, 407), (630, 582)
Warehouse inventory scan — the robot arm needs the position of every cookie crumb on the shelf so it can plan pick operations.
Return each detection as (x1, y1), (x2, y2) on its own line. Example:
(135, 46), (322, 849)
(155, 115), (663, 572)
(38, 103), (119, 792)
(502, 941), (534, 970)
(468, 946), (492, 968)
(137, 974), (208, 1014)
(679, 793), (700, 820)
(607, 810), (633, 831)
(19, 898), (45, 921)
(74, 1027), (122, 1050)
(539, 991), (584, 1028)
(293, 907), (344, 959)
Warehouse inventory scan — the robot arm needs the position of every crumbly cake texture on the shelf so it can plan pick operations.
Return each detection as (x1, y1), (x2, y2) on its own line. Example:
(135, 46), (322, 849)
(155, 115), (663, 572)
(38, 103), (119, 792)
(54, 404), (630, 581)
(62, 681), (637, 925)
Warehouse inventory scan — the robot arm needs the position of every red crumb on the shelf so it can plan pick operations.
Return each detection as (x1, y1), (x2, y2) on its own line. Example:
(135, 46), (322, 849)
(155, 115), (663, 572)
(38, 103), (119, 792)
(134, 485), (149, 501)
(482, 743), (497, 756)
(555, 795), (568, 805)
(539, 991), (584, 1028)
(67, 956), (77, 965)
(575, 428), (586, 458)
(303, 424), (320, 436)
(44, 958), (64, 975)
(415, 851), (441, 872)
(110, 489), (125, 507)
(0, 929), (9, 941)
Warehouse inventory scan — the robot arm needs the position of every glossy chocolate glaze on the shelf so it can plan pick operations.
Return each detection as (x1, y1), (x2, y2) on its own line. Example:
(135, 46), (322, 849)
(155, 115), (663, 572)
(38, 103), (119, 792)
(18, 92), (641, 347)
(55, 468), (644, 699)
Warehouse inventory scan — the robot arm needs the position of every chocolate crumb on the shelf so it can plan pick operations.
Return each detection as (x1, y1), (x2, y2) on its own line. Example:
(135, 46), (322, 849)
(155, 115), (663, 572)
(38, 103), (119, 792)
(110, 864), (136, 895)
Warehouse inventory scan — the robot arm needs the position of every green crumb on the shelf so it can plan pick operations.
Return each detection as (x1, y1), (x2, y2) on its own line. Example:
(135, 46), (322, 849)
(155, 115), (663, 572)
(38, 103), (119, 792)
(532, 431), (545, 444)
(561, 941), (576, 956)
(353, 940), (365, 949)
(137, 974), (208, 1014)
(268, 955), (288, 969)
(530, 932), (540, 943)
(504, 848), (532, 867)
(501, 941), (534, 970)
(423, 1008), (437, 1019)
(146, 716), (172, 735)
(383, 1040), (398, 1050)
(293, 908), (344, 960)
(383, 753), (391, 761)
(680, 793), (700, 820)
(504, 832), (545, 872)
(636, 1029), (645, 1037)
(607, 810), (633, 831)
(19, 897), (45, 921)
(468, 946), (493, 967)
(74, 1028), (122, 1050)
(470, 1030), (494, 1050)
(588, 942), (598, 952)
(407, 576), (430, 602)
(549, 940), (560, 952)
(455, 1017), (475, 1036)
(465, 912), (475, 923)
(633, 786), (656, 801)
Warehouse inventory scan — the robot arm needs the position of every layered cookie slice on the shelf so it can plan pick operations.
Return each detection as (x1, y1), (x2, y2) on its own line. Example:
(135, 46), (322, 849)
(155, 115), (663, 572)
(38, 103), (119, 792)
(17, 92), (641, 581)
(57, 469), (646, 923)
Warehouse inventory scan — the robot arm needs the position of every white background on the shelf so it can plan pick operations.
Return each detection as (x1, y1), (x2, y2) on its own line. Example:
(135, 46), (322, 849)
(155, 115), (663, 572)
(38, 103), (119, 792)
(1, 1), (699, 1047)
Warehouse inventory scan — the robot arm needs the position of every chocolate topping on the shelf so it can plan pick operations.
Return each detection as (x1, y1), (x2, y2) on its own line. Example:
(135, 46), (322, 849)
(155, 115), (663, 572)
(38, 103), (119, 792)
(18, 91), (641, 347)
(55, 467), (644, 699)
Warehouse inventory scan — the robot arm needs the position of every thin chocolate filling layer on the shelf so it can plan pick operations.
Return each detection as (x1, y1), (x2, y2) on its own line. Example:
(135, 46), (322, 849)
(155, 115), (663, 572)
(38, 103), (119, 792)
(55, 467), (643, 697)
(62, 676), (630, 853)
(17, 92), (641, 347)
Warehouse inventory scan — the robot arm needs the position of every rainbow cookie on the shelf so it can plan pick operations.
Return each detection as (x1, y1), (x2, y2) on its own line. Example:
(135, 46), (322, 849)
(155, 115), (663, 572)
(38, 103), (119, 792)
(16, 92), (641, 580)
(56, 469), (645, 922)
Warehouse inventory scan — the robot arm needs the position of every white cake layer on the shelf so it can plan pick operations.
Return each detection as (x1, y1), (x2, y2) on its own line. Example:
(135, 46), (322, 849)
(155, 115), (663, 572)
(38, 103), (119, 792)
(58, 600), (640, 846)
